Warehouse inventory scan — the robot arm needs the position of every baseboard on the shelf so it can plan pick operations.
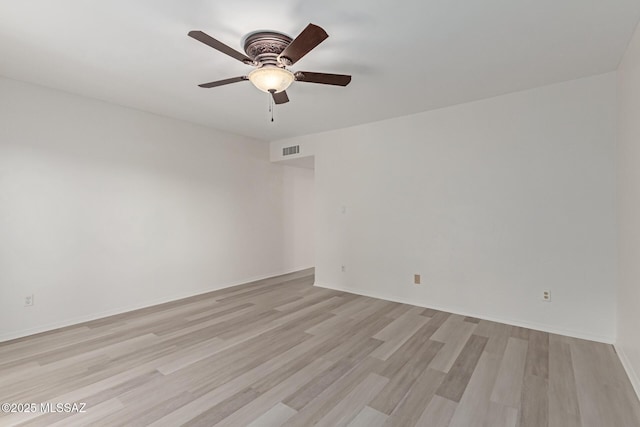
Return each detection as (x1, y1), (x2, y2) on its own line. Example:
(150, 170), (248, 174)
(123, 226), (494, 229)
(0, 268), (313, 343)
(314, 282), (615, 344)
(615, 345), (640, 402)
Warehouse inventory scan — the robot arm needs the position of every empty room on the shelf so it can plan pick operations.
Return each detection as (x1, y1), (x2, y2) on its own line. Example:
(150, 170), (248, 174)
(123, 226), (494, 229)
(1, 1), (640, 426)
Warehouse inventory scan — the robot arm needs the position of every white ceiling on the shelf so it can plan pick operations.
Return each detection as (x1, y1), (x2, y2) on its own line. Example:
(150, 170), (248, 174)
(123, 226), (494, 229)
(1, 1), (639, 142)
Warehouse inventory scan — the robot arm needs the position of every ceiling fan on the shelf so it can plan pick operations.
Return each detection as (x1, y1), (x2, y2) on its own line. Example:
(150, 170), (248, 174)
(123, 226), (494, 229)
(188, 23), (352, 105)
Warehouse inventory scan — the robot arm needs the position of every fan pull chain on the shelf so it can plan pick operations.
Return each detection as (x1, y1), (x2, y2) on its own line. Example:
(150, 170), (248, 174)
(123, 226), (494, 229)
(268, 93), (274, 123)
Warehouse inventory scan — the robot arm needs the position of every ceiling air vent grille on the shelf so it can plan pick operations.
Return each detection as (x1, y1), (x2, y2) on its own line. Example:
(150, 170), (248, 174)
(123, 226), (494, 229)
(283, 145), (300, 156)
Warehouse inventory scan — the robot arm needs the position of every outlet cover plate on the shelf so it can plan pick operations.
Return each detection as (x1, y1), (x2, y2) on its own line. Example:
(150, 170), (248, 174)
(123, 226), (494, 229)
(24, 294), (34, 307)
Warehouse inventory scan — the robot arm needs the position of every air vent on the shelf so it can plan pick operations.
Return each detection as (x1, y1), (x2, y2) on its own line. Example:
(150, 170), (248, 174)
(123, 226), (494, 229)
(283, 145), (300, 156)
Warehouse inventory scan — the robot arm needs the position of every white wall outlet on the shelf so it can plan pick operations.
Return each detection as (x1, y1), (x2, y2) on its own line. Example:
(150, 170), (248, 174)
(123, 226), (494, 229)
(24, 294), (34, 307)
(542, 290), (551, 302)
(341, 265), (346, 272)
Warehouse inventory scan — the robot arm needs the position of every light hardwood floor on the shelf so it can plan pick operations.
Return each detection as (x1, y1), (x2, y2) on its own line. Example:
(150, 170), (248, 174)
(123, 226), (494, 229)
(1, 269), (639, 426)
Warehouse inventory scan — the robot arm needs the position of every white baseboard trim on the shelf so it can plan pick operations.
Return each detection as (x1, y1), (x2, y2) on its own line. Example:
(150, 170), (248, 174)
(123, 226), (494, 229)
(615, 345), (640, 401)
(0, 268), (313, 343)
(314, 282), (615, 344)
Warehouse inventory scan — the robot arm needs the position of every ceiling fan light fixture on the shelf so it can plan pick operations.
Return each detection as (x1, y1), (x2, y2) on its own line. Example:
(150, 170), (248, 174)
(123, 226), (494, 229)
(248, 66), (294, 93)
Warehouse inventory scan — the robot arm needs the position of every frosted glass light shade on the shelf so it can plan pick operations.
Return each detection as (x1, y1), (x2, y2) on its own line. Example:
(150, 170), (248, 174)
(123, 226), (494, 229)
(248, 66), (294, 93)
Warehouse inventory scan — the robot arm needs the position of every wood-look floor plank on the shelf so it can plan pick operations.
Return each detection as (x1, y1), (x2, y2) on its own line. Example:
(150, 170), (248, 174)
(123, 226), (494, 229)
(378, 311), (450, 379)
(383, 368), (447, 427)
(153, 306), (257, 341)
(430, 316), (477, 373)
(436, 334), (489, 402)
(1, 363), (160, 426)
(511, 326), (531, 341)
(330, 298), (374, 317)
(104, 390), (196, 426)
(18, 371), (162, 427)
(431, 315), (467, 342)
(280, 357), (384, 427)
(370, 316), (428, 361)
(484, 402), (519, 427)
(415, 395), (457, 427)
(214, 358), (333, 427)
(156, 337), (225, 375)
(548, 335), (581, 427)
(519, 373), (548, 427)
(315, 373), (388, 427)
(370, 340), (444, 414)
(246, 403), (297, 427)
(2, 269), (639, 427)
(476, 320), (512, 356)
(305, 313), (358, 336)
(145, 334), (330, 425)
(182, 387), (261, 427)
(372, 311), (429, 342)
(48, 398), (125, 427)
(571, 338), (640, 427)
(420, 307), (441, 317)
(490, 337), (528, 408)
(349, 299), (400, 322)
(384, 304), (419, 320)
(519, 330), (549, 427)
(524, 330), (549, 379)
(284, 359), (356, 411)
(321, 335), (385, 365)
(348, 406), (388, 427)
(448, 351), (503, 427)
(183, 332), (312, 396)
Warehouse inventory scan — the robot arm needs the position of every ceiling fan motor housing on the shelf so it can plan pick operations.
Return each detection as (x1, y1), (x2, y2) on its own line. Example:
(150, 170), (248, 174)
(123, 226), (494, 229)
(243, 31), (293, 67)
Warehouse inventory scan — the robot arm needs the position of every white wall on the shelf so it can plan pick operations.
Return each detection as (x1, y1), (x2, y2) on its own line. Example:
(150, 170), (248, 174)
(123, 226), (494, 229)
(281, 165), (314, 272)
(272, 73), (618, 342)
(616, 20), (640, 397)
(0, 77), (309, 342)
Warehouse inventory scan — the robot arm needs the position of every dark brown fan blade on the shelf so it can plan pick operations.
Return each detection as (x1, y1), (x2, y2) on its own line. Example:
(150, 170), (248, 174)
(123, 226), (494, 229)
(198, 76), (248, 88)
(278, 24), (328, 66)
(294, 72), (351, 86)
(188, 31), (254, 65)
(271, 90), (290, 104)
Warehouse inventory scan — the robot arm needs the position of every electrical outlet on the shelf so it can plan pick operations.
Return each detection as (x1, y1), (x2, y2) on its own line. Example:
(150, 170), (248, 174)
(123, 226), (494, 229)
(542, 290), (551, 302)
(414, 274), (421, 285)
(24, 294), (34, 307)
(341, 265), (346, 272)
